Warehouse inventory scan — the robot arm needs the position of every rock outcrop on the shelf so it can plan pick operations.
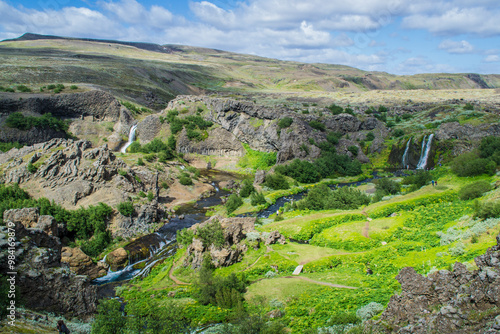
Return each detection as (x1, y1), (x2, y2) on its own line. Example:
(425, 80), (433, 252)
(61, 247), (107, 280)
(370, 233), (500, 333)
(0, 210), (98, 317)
(183, 216), (256, 269)
(164, 96), (383, 164)
(0, 138), (164, 238)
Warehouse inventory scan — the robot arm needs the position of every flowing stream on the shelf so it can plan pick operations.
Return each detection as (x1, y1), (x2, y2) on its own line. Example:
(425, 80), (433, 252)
(94, 170), (404, 289)
(120, 124), (138, 153)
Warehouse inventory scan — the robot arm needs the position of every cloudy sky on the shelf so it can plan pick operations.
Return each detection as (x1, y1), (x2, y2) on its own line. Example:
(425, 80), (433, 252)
(1, 0), (499, 75)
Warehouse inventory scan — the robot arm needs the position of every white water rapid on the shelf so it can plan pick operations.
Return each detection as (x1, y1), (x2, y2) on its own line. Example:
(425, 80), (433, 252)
(120, 124), (138, 153)
(416, 134), (434, 169)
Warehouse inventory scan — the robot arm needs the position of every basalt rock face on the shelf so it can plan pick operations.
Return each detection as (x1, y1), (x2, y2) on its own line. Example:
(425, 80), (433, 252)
(165, 96), (382, 164)
(177, 127), (245, 157)
(370, 233), (500, 333)
(183, 216), (256, 269)
(0, 211), (98, 317)
(436, 122), (500, 141)
(0, 90), (121, 120)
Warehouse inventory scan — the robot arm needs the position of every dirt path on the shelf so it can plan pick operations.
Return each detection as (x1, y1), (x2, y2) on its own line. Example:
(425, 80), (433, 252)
(169, 259), (190, 285)
(362, 221), (370, 238)
(283, 276), (358, 289)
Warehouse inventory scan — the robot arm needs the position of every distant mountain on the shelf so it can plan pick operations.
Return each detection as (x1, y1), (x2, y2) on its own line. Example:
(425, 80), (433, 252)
(1, 33), (499, 108)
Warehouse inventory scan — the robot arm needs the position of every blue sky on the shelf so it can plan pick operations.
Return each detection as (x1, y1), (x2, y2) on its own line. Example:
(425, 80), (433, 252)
(1, 0), (500, 75)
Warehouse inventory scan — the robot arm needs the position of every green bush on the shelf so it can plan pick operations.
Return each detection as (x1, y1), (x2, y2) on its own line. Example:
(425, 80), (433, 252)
(278, 117), (293, 129)
(0, 141), (23, 152)
(176, 228), (194, 247)
(327, 103), (344, 115)
(376, 178), (401, 195)
(366, 132), (375, 141)
(464, 102), (474, 110)
(239, 179), (255, 198)
(402, 170), (432, 188)
(309, 120), (326, 131)
(264, 173), (290, 190)
(137, 158), (144, 166)
(296, 184), (370, 211)
(393, 129), (405, 137)
(70, 85), (78, 90)
(91, 299), (126, 334)
(117, 201), (134, 216)
(275, 159), (319, 183)
(451, 152), (496, 177)
(348, 145), (359, 156)
(5, 112), (69, 132)
(16, 85), (31, 93)
(474, 200), (500, 219)
(479, 136), (500, 165)
(250, 192), (267, 206)
(226, 194), (243, 214)
(196, 220), (225, 248)
(179, 174), (193, 186)
(459, 181), (491, 200)
(27, 162), (37, 173)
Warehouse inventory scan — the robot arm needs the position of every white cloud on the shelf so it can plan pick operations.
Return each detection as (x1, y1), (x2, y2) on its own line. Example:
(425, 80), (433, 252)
(403, 7), (500, 36)
(484, 55), (500, 62)
(438, 39), (474, 54)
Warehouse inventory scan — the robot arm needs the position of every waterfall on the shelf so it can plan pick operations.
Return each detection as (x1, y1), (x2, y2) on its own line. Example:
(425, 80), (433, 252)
(402, 137), (412, 168)
(120, 124), (138, 153)
(416, 134), (434, 170)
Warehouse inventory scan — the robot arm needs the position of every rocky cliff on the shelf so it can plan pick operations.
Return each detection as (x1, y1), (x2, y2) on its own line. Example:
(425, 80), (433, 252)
(370, 233), (500, 333)
(157, 96), (386, 164)
(0, 138), (164, 238)
(0, 209), (98, 317)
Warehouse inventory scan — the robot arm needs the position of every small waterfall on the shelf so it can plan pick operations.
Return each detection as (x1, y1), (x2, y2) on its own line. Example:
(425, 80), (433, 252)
(416, 134), (434, 170)
(120, 124), (138, 153)
(401, 137), (412, 168)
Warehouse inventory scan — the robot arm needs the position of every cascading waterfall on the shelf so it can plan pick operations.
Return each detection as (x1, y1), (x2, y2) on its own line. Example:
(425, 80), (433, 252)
(416, 134), (434, 169)
(120, 124), (138, 153)
(401, 137), (412, 168)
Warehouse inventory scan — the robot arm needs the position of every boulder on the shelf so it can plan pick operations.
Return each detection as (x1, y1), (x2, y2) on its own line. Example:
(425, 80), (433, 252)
(36, 215), (58, 236)
(61, 247), (107, 280)
(264, 231), (286, 245)
(106, 247), (129, 271)
(3, 207), (39, 229)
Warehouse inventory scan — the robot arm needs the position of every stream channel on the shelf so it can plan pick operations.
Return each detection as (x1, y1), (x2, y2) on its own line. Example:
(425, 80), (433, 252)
(94, 169), (404, 291)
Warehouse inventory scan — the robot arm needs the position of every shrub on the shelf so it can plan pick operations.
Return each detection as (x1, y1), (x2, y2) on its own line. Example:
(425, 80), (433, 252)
(451, 152), (496, 177)
(402, 170), (432, 188)
(147, 191), (154, 201)
(91, 299), (126, 334)
(464, 102), (474, 110)
(176, 228), (194, 247)
(226, 194), (243, 214)
(393, 129), (404, 137)
(278, 117), (293, 129)
(117, 202), (134, 216)
(402, 113), (412, 120)
(327, 104), (344, 115)
(27, 162), (37, 173)
(0, 141), (23, 152)
(474, 201), (500, 219)
(309, 120), (326, 131)
(16, 85), (31, 93)
(347, 145), (359, 156)
(376, 178), (401, 195)
(275, 159), (319, 183)
(366, 132), (375, 141)
(5, 112), (68, 132)
(264, 173), (290, 190)
(196, 220), (225, 247)
(479, 136), (500, 165)
(70, 85), (78, 90)
(356, 302), (384, 321)
(459, 181), (491, 200)
(250, 192), (267, 206)
(239, 179), (255, 198)
(179, 174), (193, 186)
(297, 184), (370, 211)
(137, 158), (144, 166)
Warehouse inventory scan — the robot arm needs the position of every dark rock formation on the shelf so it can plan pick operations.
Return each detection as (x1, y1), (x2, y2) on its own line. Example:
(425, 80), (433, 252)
(370, 233), (500, 333)
(0, 211), (97, 317)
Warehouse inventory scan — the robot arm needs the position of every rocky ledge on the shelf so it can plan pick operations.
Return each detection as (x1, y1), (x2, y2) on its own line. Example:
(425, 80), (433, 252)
(370, 233), (500, 333)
